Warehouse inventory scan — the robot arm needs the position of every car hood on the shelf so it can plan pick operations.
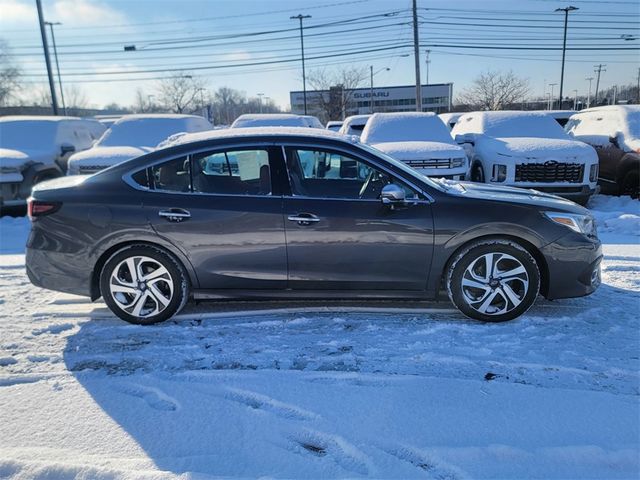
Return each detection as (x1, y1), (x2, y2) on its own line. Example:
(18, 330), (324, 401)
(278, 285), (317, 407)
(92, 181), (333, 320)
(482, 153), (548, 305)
(372, 141), (465, 160)
(442, 180), (589, 215)
(477, 136), (596, 160)
(68, 146), (152, 167)
(0, 148), (55, 169)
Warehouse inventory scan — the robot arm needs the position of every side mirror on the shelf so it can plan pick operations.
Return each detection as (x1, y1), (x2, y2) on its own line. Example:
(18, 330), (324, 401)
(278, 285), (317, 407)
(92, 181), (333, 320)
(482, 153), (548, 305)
(60, 144), (76, 156)
(454, 133), (475, 146)
(381, 184), (406, 208)
(608, 132), (621, 148)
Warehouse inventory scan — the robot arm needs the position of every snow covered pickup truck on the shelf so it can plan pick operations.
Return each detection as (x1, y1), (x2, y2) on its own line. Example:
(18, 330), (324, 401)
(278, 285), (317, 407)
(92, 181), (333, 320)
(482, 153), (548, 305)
(0, 116), (101, 208)
(452, 111), (599, 205)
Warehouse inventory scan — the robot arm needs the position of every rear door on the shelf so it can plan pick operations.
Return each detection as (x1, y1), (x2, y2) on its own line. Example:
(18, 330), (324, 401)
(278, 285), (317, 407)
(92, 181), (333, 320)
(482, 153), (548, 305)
(141, 145), (287, 289)
(280, 144), (434, 291)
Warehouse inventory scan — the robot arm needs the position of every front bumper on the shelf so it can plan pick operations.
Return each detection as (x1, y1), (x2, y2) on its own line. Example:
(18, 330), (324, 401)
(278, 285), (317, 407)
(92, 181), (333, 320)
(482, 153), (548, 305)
(527, 184), (599, 201)
(541, 231), (602, 300)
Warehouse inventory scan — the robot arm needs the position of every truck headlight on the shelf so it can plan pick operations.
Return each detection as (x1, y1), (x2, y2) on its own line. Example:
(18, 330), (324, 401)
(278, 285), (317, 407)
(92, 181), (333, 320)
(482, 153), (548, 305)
(544, 211), (597, 237)
(451, 157), (466, 169)
(589, 164), (599, 182)
(491, 164), (507, 182)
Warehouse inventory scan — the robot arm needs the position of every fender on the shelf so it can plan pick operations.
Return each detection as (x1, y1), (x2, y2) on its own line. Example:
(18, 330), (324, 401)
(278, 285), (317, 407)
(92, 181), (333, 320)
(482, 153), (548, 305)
(616, 152), (640, 183)
(19, 163), (63, 199)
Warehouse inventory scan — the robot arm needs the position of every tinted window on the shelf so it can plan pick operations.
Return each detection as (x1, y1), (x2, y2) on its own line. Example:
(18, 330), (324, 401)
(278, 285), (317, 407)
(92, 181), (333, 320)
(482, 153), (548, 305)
(151, 156), (190, 192)
(285, 147), (418, 200)
(132, 168), (150, 188)
(192, 149), (271, 195)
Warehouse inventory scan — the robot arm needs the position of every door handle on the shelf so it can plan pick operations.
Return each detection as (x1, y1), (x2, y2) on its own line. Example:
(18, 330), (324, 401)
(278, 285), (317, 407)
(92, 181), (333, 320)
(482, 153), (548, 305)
(287, 213), (320, 226)
(159, 208), (191, 222)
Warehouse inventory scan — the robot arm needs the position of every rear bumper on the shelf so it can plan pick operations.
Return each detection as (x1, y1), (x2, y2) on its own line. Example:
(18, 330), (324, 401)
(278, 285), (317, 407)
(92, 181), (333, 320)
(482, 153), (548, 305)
(541, 232), (602, 300)
(26, 247), (93, 297)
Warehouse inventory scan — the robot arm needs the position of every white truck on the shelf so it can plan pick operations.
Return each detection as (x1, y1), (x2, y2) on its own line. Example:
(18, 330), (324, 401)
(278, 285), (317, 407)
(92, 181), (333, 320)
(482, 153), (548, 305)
(451, 111), (599, 205)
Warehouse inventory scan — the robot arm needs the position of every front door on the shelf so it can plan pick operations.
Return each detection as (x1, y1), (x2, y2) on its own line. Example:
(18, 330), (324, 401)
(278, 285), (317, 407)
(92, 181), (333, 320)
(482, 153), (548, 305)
(143, 147), (287, 289)
(281, 146), (434, 291)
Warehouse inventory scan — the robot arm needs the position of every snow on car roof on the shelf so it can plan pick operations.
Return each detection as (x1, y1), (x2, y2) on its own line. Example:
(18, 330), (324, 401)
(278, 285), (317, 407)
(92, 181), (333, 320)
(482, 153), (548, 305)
(231, 114), (319, 128)
(112, 113), (206, 124)
(342, 114), (371, 126)
(0, 115), (82, 123)
(452, 110), (569, 139)
(159, 126), (357, 148)
(361, 112), (454, 145)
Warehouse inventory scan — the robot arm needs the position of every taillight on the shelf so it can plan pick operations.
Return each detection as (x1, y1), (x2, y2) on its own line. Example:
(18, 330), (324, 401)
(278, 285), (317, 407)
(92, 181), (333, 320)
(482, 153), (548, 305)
(28, 199), (61, 220)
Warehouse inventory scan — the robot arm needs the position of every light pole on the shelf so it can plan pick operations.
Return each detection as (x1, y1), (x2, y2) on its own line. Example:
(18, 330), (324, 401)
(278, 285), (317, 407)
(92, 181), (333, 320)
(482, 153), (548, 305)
(548, 83), (558, 110)
(555, 6), (579, 110)
(370, 66), (390, 114)
(36, 0), (58, 115)
(291, 14), (311, 114)
(425, 49), (431, 85)
(573, 89), (578, 110)
(585, 77), (594, 108)
(546, 93), (551, 110)
(45, 21), (66, 115)
(257, 93), (264, 113)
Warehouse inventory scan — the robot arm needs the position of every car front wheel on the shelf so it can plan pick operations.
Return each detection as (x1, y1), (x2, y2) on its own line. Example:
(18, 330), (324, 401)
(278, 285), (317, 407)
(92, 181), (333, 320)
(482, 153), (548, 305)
(100, 245), (189, 324)
(446, 240), (540, 322)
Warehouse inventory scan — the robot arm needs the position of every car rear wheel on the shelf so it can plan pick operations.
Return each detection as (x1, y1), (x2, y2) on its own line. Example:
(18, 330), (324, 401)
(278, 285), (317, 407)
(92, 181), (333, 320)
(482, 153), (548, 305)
(100, 245), (189, 325)
(446, 240), (540, 322)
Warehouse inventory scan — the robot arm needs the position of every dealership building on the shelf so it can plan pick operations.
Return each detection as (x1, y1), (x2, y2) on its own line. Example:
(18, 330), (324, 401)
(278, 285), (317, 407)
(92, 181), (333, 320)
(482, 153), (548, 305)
(290, 83), (453, 119)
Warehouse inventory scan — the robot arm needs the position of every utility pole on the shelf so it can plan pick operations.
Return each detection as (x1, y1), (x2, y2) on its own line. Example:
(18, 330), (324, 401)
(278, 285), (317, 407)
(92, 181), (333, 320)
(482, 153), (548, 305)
(555, 6), (578, 110)
(425, 49), (431, 85)
(45, 21), (66, 115)
(36, 0), (58, 115)
(549, 83), (557, 110)
(412, 0), (422, 111)
(291, 14), (311, 115)
(594, 64), (606, 105)
(585, 76), (594, 108)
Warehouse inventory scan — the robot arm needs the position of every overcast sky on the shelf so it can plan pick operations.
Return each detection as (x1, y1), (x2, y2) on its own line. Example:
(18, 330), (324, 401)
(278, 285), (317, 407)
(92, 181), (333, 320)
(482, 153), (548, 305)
(1, 0), (638, 109)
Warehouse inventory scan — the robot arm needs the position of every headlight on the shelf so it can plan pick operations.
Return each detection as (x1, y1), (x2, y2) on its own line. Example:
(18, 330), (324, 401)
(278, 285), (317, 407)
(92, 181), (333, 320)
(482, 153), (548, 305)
(544, 211), (597, 236)
(491, 164), (507, 182)
(451, 157), (466, 168)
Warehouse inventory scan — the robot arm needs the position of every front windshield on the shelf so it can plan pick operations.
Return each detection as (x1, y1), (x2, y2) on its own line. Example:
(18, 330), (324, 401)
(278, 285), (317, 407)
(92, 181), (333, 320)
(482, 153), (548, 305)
(484, 115), (568, 139)
(358, 143), (447, 193)
(0, 121), (57, 151)
(98, 118), (190, 147)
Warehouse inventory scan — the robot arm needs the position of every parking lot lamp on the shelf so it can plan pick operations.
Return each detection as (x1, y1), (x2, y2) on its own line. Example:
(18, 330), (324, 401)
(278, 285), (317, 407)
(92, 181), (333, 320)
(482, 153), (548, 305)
(370, 66), (390, 114)
(548, 83), (557, 110)
(555, 6), (579, 109)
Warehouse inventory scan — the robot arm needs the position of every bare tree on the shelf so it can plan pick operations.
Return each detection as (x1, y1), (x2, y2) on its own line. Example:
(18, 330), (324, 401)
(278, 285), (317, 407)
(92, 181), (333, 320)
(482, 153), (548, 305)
(133, 88), (162, 113)
(64, 85), (89, 115)
(457, 70), (530, 111)
(306, 66), (367, 122)
(0, 40), (21, 106)
(212, 86), (244, 125)
(156, 73), (205, 113)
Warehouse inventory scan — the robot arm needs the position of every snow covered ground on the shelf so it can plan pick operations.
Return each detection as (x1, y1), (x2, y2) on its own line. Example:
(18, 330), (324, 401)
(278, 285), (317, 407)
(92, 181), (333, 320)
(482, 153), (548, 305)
(0, 196), (638, 479)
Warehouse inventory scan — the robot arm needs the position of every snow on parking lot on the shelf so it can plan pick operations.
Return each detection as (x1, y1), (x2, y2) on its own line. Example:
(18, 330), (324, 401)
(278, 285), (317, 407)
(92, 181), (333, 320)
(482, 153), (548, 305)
(0, 196), (638, 479)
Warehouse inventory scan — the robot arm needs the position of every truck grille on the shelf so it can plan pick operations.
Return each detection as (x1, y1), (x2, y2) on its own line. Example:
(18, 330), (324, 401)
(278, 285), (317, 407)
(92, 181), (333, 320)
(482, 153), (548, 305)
(515, 162), (584, 183)
(404, 158), (453, 169)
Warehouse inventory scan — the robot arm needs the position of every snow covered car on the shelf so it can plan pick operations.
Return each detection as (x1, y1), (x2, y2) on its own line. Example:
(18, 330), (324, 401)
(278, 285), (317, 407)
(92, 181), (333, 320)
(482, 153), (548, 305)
(67, 114), (212, 175)
(438, 112), (463, 130)
(325, 120), (343, 132)
(0, 116), (97, 207)
(338, 114), (370, 138)
(361, 112), (468, 180)
(565, 105), (640, 198)
(231, 114), (323, 129)
(26, 127), (602, 325)
(452, 111), (599, 205)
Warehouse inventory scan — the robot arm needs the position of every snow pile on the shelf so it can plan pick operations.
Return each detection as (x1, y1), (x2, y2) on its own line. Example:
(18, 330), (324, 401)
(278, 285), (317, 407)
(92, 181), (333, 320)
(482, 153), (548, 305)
(0, 216), (30, 254)
(361, 112), (455, 145)
(590, 195), (640, 236)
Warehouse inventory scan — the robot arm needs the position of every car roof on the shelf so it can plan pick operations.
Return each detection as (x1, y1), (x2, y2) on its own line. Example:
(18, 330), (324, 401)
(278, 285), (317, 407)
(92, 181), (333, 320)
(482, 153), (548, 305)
(113, 113), (206, 123)
(158, 126), (358, 149)
(571, 105), (640, 115)
(0, 115), (82, 123)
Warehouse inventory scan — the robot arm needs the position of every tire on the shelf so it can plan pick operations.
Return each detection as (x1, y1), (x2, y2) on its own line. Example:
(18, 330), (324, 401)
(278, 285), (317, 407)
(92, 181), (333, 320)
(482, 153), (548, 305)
(100, 244), (189, 325)
(471, 163), (485, 183)
(620, 170), (639, 199)
(446, 239), (540, 322)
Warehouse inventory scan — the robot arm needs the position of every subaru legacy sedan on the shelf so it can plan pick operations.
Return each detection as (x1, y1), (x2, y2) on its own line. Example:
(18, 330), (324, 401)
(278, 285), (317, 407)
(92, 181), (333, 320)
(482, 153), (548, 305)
(26, 128), (602, 325)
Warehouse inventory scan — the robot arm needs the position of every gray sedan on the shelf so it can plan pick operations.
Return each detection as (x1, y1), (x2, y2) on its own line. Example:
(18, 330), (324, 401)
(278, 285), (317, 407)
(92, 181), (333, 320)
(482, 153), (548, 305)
(26, 128), (602, 324)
